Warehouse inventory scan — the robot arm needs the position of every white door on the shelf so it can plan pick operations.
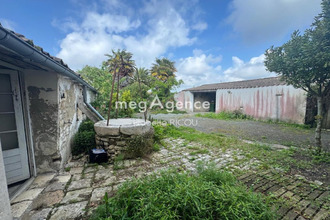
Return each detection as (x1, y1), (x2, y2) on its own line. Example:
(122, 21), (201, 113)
(0, 70), (30, 185)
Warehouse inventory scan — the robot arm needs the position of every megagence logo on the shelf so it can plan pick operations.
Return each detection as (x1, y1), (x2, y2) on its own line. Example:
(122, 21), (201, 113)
(115, 95), (210, 113)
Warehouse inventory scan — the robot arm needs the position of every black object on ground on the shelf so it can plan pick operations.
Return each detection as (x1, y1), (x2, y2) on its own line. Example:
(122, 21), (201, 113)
(89, 149), (108, 163)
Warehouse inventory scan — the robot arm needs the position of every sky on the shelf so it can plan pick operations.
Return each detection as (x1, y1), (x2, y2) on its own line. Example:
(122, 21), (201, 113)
(0, 0), (322, 90)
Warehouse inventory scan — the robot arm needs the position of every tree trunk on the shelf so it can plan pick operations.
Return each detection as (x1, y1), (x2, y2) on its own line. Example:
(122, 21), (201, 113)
(315, 96), (323, 152)
(107, 70), (117, 126)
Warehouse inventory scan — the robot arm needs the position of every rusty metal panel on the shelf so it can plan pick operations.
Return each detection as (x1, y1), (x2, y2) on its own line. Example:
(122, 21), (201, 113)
(215, 85), (307, 124)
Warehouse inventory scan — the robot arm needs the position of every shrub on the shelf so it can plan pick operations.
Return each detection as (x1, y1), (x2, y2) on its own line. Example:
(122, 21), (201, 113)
(89, 166), (276, 220)
(72, 131), (96, 156)
(153, 123), (165, 143)
(78, 119), (95, 133)
(72, 120), (96, 156)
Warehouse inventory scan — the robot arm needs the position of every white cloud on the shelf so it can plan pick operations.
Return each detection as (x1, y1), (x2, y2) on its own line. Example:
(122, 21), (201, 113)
(56, 1), (200, 70)
(177, 51), (222, 90)
(192, 22), (208, 31)
(0, 18), (16, 31)
(227, 0), (322, 43)
(223, 54), (275, 81)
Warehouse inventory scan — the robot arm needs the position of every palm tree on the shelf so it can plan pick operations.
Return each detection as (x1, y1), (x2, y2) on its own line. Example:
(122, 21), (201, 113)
(105, 49), (135, 80)
(104, 49), (136, 124)
(151, 58), (177, 82)
(134, 67), (151, 86)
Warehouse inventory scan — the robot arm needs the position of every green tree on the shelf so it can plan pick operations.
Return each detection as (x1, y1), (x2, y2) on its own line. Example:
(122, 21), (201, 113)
(105, 49), (135, 80)
(78, 64), (112, 116)
(150, 57), (183, 101)
(125, 68), (152, 102)
(104, 49), (136, 123)
(151, 58), (177, 82)
(264, 0), (330, 152)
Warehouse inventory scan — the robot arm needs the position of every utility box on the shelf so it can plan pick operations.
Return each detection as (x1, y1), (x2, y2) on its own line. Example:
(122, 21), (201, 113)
(89, 149), (108, 163)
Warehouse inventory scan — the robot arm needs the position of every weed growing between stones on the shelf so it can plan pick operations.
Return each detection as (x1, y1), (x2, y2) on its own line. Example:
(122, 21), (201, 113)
(89, 164), (276, 220)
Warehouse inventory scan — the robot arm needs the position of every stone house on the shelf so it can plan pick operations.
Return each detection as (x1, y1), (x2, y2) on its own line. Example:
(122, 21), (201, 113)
(0, 25), (103, 218)
(176, 77), (330, 128)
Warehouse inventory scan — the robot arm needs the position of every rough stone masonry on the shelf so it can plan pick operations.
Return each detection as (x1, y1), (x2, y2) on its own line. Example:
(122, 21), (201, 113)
(94, 119), (154, 162)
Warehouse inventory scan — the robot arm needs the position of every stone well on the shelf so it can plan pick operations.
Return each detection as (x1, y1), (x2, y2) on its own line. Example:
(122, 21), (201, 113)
(94, 119), (154, 162)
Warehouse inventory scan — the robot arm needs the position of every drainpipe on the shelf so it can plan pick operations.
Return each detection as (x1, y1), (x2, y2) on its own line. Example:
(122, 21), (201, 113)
(83, 86), (104, 120)
(0, 26), (96, 93)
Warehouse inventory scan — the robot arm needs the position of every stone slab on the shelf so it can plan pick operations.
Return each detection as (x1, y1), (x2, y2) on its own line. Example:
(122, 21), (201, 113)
(120, 119), (151, 135)
(69, 167), (84, 174)
(44, 175), (71, 192)
(61, 188), (92, 204)
(22, 208), (52, 220)
(67, 178), (92, 191)
(11, 201), (32, 219)
(29, 173), (56, 189)
(93, 171), (116, 187)
(94, 120), (120, 136)
(94, 119), (151, 136)
(12, 188), (43, 204)
(90, 187), (112, 205)
(50, 201), (88, 220)
(31, 190), (64, 210)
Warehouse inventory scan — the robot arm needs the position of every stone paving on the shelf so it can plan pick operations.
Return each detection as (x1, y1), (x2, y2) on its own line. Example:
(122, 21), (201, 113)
(11, 138), (329, 220)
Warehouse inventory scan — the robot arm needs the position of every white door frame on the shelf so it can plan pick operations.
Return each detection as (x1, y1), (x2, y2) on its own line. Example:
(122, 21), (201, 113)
(0, 69), (30, 184)
(0, 139), (13, 220)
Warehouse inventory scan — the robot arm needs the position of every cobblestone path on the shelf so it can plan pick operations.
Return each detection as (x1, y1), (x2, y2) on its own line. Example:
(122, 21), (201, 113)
(11, 138), (329, 220)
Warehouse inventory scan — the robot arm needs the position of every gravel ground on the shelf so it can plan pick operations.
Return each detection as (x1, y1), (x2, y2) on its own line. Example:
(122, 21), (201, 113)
(147, 113), (330, 149)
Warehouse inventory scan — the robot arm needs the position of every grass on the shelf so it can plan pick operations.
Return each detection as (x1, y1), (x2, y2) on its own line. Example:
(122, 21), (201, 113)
(196, 111), (312, 130)
(156, 123), (328, 173)
(113, 154), (125, 170)
(196, 110), (253, 120)
(89, 165), (276, 220)
(264, 119), (312, 130)
(151, 109), (187, 114)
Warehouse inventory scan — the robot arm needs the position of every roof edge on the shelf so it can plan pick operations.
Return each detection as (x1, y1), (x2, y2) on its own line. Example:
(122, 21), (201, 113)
(183, 76), (285, 92)
(0, 25), (97, 92)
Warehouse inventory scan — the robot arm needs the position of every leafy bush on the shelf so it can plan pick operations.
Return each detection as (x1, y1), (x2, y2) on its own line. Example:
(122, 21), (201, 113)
(72, 120), (96, 156)
(78, 119), (95, 133)
(153, 123), (165, 143)
(89, 166), (276, 220)
(72, 131), (95, 156)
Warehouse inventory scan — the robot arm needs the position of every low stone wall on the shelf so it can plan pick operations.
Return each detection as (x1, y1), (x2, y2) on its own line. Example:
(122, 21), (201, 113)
(94, 119), (154, 162)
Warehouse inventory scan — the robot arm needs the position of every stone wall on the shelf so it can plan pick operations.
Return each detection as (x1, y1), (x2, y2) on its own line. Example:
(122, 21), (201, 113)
(58, 75), (86, 170)
(94, 119), (154, 162)
(24, 70), (96, 173)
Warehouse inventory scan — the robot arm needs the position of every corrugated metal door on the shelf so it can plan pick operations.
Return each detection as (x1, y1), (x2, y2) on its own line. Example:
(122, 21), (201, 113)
(0, 70), (30, 184)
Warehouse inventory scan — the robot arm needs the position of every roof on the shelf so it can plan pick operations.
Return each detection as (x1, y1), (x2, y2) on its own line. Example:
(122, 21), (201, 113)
(0, 24), (96, 92)
(184, 77), (286, 92)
